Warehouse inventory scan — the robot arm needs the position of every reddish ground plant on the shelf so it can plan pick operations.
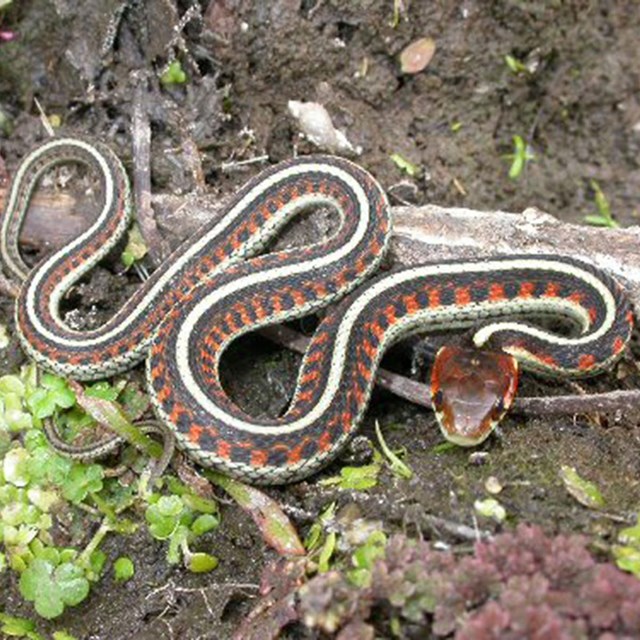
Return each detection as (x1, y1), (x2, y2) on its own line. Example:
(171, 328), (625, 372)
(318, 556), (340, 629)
(289, 525), (640, 639)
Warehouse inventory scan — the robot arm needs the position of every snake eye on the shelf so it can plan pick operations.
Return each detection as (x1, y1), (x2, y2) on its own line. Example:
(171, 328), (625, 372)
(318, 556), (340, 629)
(432, 389), (444, 408)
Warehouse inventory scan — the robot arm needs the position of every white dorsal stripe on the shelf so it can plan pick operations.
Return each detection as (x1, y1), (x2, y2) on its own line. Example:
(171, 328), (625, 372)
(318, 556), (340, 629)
(24, 161), (374, 349)
(174, 258), (616, 436)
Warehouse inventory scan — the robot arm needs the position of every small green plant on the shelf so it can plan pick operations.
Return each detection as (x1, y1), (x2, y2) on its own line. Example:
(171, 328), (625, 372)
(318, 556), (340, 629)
(113, 556), (135, 582)
(584, 180), (618, 228)
(145, 484), (219, 571)
(160, 60), (187, 86)
(613, 513), (640, 578)
(503, 135), (535, 179)
(505, 54), (529, 75)
(0, 364), (222, 621)
(390, 153), (420, 178)
(375, 421), (413, 480)
(19, 553), (90, 619)
(560, 465), (605, 509)
(320, 450), (383, 490)
(0, 612), (44, 640)
(389, 0), (404, 28)
(121, 224), (148, 269)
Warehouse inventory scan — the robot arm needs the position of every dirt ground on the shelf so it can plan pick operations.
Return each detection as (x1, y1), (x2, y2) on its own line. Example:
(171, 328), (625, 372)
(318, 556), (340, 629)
(1, 1), (640, 638)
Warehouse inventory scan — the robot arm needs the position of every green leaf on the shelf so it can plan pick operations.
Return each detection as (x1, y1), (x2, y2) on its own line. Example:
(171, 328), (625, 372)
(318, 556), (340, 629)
(187, 552), (218, 573)
(322, 461), (382, 491)
(505, 54), (529, 74)
(160, 60), (187, 86)
(19, 558), (64, 619)
(207, 471), (305, 556)
(26, 375), (76, 419)
(145, 495), (184, 540)
(505, 135), (535, 180)
(618, 517), (640, 546)
(0, 612), (44, 639)
(474, 498), (507, 522)
(53, 632), (79, 640)
(191, 513), (219, 536)
(0, 375), (26, 397)
(390, 152), (420, 177)
(85, 382), (120, 401)
(113, 556), (135, 582)
(584, 180), (618, 228)
(121, 224), (148, 268)
(318, 531), (337, 573)
(54, 562), (90, 606)
(27, 487), (59, 512)
(61, 464), (104, 504)
(3, 448), (31, 487)
(612, 544), (640, 578)
(613, 514), (640, 577)
(559, 465), (605, 509)
(375, 420), (412, 479)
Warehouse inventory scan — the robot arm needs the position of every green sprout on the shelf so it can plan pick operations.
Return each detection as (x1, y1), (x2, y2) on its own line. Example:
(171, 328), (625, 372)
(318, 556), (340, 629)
(347, 530), (387, 588)
(0, 612), (44, 640)
(121, 224), (148, 269)
(390, 152), (420, 177)
(113, 556), (135, 582)
(503, 135), (535, 179)
(559, 465), (605, 510)
(584, 180), (618, 228)
(375, 420), (413, 480)
(320, 449), (383, 491)
(160, 60), (187, 86)
(145, 490), (219, 571)
(505, 54), (530, 75)
(613, 513), (640, 578)
(389, 0), (403, 28)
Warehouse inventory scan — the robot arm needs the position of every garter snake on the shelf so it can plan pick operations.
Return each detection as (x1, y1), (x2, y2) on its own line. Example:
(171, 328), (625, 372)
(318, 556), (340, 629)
(1, 137), (634, 484)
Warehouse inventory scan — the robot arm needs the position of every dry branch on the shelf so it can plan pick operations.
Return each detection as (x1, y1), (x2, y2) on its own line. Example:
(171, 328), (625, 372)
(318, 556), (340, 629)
(6, 182), (640, 305)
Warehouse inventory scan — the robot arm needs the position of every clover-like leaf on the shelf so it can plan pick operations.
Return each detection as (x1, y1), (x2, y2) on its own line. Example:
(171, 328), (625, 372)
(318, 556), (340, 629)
(26, 375), (75, 419)
(3, 447), (31, 487)
(61, 464), (104, 504)
(54, 561), (90, 606)
(145, 495), (184, 540)
(160, 60), (187, 86)
(19, 558), (60, 618)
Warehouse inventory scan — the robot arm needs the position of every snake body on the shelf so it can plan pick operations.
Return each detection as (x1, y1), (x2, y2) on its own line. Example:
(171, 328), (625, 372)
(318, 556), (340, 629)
(2, 137), (633, 483)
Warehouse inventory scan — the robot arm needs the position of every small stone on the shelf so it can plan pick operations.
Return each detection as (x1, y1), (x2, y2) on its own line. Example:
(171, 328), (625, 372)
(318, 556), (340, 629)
(485, 476), (503, 494)
(400, 37), (436, 74)
(468, 451), (489, 465)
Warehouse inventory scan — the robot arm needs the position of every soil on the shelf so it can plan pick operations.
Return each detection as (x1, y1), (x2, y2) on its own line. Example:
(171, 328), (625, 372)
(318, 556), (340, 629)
(1, 1), (640, 639)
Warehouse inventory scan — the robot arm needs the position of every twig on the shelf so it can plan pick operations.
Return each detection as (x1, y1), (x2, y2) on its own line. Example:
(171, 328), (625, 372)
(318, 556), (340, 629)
(258, 325), (640, 418)
(220, 155), (270, 173)
(131, 72), (172, 265)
